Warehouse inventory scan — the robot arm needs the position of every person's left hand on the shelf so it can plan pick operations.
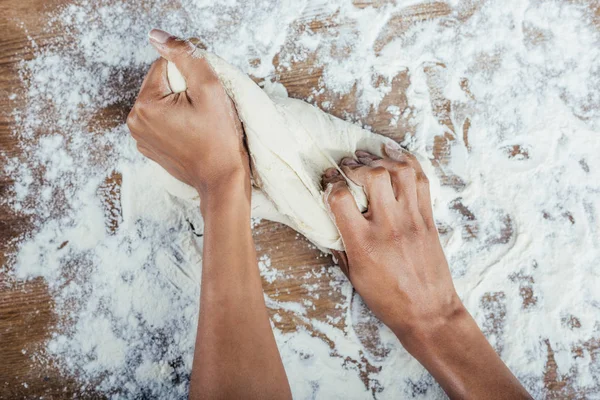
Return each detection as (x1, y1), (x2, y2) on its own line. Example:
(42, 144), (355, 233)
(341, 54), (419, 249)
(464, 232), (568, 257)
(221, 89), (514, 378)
(127, 29), (250, 198)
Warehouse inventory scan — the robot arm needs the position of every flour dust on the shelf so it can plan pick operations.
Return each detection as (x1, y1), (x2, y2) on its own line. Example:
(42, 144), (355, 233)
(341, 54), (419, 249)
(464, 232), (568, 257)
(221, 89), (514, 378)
(2, 0), (600, 398)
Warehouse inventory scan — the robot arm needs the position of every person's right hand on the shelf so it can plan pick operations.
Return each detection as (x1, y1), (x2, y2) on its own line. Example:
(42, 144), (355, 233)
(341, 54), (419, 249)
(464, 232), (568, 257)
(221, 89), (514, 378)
(322, 143), (463, 351)
(322, 143), (532, 399)
(127, 29), (249, 200)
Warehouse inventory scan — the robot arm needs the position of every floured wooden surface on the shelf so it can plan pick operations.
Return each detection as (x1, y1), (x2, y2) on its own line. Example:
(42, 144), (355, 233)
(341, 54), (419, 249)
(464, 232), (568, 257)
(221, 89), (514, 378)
(1, 0), (599, 398)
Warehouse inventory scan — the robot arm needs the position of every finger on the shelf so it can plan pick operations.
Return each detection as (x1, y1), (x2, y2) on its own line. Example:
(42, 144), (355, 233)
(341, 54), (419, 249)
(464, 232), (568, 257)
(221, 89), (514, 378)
(358, 150), (419, 212)
(331, 250), (350, 280)
(340, 157), (396, 215)
(354, 150), (381, 165)
(148, 29), (219, 90)
(136, 57), (171, 102)
(188, 37), (208, 50)
(323, 179), (367, 245)
(383, 142), (434, 228)
(321, 167), (344, 188)
(126, 109), (141, 140)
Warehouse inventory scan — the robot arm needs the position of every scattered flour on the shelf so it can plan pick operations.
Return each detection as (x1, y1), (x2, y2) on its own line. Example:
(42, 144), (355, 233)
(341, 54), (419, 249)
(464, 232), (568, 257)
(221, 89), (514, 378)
(2, 0), (600, 399)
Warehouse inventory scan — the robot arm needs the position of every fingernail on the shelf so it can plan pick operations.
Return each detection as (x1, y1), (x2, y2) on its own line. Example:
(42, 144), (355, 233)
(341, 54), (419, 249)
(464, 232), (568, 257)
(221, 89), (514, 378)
(355, 150), (380, 165)
(385, 140), (402, 151)
(341, 157), (360, 166)
(325, 168), (340, 178)
(357, 157), (373, 165)
(149, 29), (173, 44)
(355, 150), (373, 158)
(384, 142), (408, 161)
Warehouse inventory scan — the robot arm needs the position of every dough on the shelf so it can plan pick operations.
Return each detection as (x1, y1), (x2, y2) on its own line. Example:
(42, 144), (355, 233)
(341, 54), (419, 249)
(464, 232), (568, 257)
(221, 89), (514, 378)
(158, 53), (423, 251)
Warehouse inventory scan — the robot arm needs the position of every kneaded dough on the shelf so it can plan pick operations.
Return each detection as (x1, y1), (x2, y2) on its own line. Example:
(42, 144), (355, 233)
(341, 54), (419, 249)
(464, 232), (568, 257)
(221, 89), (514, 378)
(157, 52), (430, 251)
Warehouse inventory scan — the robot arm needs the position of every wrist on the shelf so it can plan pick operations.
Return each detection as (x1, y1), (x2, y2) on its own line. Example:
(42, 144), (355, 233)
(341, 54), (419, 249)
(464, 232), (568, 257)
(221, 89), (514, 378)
(393, 295), (471, 357)
(194, 167), (248, 198)
(394, 299), (530, 400)
(196, 169), (251, 216)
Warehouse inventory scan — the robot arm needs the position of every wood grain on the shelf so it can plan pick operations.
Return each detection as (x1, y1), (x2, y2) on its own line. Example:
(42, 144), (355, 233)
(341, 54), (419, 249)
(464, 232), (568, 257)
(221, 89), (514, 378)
(0, 0), (597, 398)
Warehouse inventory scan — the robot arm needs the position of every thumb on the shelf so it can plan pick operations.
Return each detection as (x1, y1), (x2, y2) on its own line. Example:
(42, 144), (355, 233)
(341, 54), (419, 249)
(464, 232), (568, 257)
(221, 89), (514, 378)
(148, 29), (199, 84)
(148, 29), (218, 91)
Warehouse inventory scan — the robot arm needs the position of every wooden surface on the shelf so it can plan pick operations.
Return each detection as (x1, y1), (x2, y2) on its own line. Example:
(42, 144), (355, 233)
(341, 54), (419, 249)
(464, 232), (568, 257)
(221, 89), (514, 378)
(0, 0), (597, 398)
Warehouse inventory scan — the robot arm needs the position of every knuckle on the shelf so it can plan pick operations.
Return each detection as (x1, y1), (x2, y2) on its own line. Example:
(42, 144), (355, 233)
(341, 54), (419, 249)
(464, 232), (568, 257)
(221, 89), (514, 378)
(134, 100), (157, 120)
(383, 159), (405, 171)
(126, 115), (143, 141)
(367, 166), (389, 182)
(373, 158), (400, 172)
(393, 166), (416, 182)
(408, 155), (426, 173)
(404, 151), (418, 163)
(170, 38), (195, 56)
(389, 228), (405, 245)
(406, 219), (425, 235)
(416, 171), (430, 185)
(328, 186), (351, 207)
(126, 111), (137, 129)
(132, 102), (147, 117)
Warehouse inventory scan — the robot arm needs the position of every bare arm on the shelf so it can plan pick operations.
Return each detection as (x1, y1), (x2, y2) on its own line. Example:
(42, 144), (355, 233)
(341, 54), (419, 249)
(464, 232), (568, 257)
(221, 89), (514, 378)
(402, 306), (528, 399)
(322, 144), (531, 400)
(127, 29), (291, 400)
(190, 174), (291, 399)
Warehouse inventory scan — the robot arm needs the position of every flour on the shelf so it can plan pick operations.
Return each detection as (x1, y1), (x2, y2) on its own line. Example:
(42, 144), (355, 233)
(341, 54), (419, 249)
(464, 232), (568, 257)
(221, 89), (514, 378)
(3, 0), (600, 399)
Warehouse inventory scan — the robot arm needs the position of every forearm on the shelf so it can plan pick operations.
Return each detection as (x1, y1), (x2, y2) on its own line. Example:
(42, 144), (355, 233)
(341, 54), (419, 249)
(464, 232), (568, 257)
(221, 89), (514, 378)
(399, 305), (531, 400)
(189, 177), (291, 400)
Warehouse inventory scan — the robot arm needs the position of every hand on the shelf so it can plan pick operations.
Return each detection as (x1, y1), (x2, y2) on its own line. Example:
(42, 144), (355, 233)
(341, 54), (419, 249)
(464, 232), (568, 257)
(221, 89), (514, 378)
(322, 142), (463, 351)
(127, 29), (250, 200)
(322, 144), (532, 399)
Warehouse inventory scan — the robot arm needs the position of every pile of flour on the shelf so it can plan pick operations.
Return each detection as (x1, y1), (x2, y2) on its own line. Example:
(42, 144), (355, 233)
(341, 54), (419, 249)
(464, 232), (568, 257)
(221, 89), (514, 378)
(3, 0), (600, 398)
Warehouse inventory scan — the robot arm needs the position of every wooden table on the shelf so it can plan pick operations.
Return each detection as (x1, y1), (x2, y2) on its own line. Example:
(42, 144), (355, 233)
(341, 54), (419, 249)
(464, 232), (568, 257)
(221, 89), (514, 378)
(0, 0), (595, 398)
